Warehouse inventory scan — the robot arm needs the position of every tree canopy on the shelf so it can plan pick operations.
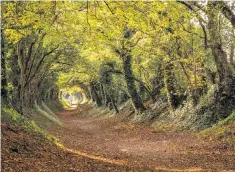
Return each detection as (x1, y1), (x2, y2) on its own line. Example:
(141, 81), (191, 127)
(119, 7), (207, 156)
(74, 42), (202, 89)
(1, 1), (235, 125)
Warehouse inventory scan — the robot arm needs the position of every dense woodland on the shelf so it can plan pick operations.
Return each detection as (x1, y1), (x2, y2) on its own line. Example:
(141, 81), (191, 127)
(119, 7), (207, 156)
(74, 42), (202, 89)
(1, 1), (235, 171)
(1, 1), (235, 128)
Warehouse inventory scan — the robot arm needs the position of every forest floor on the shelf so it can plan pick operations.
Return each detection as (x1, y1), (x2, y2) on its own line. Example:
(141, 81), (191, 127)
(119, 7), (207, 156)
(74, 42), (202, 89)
(46, 103), (235, 172)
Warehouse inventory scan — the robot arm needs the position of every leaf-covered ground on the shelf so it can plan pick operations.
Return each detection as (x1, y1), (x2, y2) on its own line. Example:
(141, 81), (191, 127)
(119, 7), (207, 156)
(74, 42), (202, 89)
(47, 104), (235, 171)
(2, 104), (235, 171)
(1, 122), (148, 172)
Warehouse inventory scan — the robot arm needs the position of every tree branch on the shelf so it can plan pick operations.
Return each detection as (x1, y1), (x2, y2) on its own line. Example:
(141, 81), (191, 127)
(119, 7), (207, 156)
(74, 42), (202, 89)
(25, 44), (60, 87)
(218, 1), (235, 29)
(177, 1), (206, 24)
(104, 1), (114, 15)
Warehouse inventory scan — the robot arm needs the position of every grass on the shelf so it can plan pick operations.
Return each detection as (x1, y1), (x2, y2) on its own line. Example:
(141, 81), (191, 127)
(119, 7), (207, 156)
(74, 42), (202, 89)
(2, 106), (45, 135)
(34, 102), (62, 126)
(1, 104), (62, 146)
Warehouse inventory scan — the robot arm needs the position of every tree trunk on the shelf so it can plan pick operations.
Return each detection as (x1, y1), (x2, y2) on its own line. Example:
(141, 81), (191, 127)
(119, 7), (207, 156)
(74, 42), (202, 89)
(164, 61), (177, 110)
(110, 94), (119, 113)
(198, 13), (217, 85)
(16, 42), (27, 113)
(122, 54), (146, 112)
(217, 1), (235, 29)
(100, 84), (106, 105)
(19, 65), (25, 113)
(74, 80), (91, 100)
(1, 31), (8, 105)
(207, 2), (234, 96)
(81, 85), (91, 100)
(9, 52), (22, 113)
(104, 89), (111, 107)
(151, 63), (164, 98)
(139, 82), (146, 99)
(230, 29), (235, 68)
(90, 82), (102, 106)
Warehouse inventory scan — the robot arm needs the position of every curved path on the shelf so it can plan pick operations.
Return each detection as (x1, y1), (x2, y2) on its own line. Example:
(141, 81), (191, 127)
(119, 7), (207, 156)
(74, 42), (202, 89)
(47, 104), (235, 172)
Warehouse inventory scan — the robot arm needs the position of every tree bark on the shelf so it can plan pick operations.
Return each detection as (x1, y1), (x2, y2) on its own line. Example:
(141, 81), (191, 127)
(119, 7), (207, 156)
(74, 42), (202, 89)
(122, 54), (146, 112)
(164, 61), (177, 110)
(110, 94), (119, 113)
(104, 89), (111, 107)
(230, 29), (235, 68)
(72, 80), (91, 100)
(10, 51), (22, 113)
(1, 30), (8, 104)
(207, 2), (234, 96)
(217, 1), (235, 29)
(89, 81), (102, 106)
(151, 63), (164, 98)
(17, 42), (26, 113)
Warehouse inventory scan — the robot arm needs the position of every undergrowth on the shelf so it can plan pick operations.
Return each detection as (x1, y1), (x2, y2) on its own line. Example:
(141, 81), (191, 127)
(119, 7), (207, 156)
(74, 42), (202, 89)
(218, 111), (235, 125)
(60, 98), (71, 108)
(46, 99), (65, 112)
(1, 105), (62, 147)
(201, 111), (235, 149)
(2, 106), (44, 135)
(34, 102), (62, 126)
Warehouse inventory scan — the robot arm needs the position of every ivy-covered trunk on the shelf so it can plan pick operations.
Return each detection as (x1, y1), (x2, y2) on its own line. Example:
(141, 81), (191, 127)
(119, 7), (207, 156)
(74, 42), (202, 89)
(18, 43), (26, 114)
(164, 61), (177, 110)
(230, 30), (235, 68)
(103, 89), (111, 107)
(207, 2), (235, 96)
(1, 31), (8, 104)
(75, 81), (91, 100)
(123, 54), (146, 112)
(89, 82), (102, 107)
(9, 51), (22, 113)
(151, 63), (164, 98)
(110, 94), (119, 113)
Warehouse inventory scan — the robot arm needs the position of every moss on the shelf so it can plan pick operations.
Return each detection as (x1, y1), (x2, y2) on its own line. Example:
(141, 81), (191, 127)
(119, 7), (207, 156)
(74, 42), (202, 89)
(34, 102), (62, 126)
(1, 105), (63, 146)
(24, 108), (54, 129)
(1, 106), (44, 135)
(219, 111), (235, 125)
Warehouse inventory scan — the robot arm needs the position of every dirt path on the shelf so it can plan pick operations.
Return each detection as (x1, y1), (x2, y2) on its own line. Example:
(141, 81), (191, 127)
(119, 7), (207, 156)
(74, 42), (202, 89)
(47, 104), (235, 172)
